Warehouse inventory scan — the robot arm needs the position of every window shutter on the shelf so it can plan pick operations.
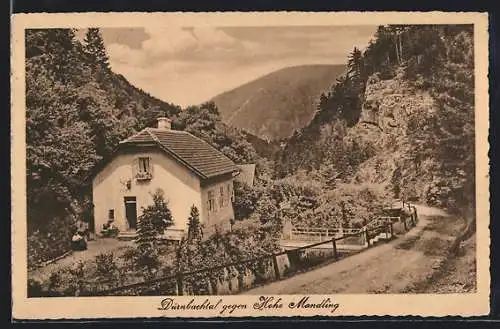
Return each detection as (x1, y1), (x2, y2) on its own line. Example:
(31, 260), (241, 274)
(132, 158), (139, 177)
(229, 184), (234, 202)
(148, 157), (153, 176)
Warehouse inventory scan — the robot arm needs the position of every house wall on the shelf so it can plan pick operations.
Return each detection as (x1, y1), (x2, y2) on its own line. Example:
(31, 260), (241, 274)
(200, 178), (235, 234)
(92, 150), (202, 235)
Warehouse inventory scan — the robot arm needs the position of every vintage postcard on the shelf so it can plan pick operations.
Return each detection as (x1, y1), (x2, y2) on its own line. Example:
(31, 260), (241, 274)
(11, 11), (490, 319)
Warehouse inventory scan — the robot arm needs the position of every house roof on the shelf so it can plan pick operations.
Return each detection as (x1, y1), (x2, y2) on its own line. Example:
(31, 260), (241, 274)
(117, 128), (239, 180)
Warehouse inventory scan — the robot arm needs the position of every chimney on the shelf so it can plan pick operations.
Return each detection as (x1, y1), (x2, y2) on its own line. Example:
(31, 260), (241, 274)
(157, 117), (172, 130)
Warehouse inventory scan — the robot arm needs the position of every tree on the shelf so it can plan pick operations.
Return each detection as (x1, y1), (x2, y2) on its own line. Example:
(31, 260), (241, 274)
(83, 28), (110, 70)
(137, 189), (174, 240)
(347, 47), (364, 82)
(187, 205), (203, 241)
(135, 189), (173, 252)
(174, 102), (258, 164)
(232, 181), (259, 220)
(134, 189), (173, 278)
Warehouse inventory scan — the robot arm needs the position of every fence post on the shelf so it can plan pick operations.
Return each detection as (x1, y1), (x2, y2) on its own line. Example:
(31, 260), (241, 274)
(403, 216), (407, 231)
(332, 238), (338, 260)
(176, 274), (184, 296)
(390, 221), (394, 238)
(365, 228), (370, 247)
(272, 255), (280, 280)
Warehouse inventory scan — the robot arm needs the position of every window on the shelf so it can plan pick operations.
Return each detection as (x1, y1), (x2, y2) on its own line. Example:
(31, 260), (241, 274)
(135, 157), (152, 180)
(219, 186), (225, 208)
(108, 209), (114, 220)
(208, 190), (216, 212)
(139, 157), (150, 173)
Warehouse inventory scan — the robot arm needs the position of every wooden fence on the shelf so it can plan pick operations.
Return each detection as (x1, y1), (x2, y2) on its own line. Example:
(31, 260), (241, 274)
(93, 222), (395, 296)
(286, 227), (362, 242)
(283, 201), (418, 245)
(89, 203), (420, 297)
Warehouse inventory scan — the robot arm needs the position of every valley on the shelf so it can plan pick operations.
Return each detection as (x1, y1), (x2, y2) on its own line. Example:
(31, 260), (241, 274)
(212, 64), (345, 140)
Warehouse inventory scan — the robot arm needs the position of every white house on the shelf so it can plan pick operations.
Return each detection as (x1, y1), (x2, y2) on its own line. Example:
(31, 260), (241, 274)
(91, 117), (239, 240)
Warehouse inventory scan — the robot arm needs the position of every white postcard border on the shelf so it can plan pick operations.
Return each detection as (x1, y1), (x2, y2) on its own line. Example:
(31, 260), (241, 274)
(11, 11), (490, 319)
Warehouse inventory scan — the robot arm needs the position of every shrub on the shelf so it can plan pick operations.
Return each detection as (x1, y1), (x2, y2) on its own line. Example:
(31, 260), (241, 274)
(175, 222), (280, 295)
(232, 181), (260, 221)
(95, 252), (118, 282)
(27, 215), (76, 269)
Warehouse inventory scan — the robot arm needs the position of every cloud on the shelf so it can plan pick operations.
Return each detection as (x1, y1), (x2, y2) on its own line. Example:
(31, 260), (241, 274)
(110, 56), (342, 107)
(138, 27), (243, 60)
(107, 43), (145, 66)
(102, 26), (377, 106)
(191, 27), (237, 48)
(141, 27), (197, 57)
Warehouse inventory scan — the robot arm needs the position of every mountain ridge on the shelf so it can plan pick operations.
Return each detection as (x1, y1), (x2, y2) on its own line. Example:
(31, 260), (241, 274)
(211, 64), (346, 140)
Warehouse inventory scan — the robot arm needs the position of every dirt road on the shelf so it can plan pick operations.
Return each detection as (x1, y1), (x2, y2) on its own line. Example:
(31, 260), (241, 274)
(245, 205), (466, 294)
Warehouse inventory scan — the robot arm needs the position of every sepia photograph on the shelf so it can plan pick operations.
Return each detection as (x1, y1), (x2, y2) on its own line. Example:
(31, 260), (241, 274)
(11, 12), (490, 318)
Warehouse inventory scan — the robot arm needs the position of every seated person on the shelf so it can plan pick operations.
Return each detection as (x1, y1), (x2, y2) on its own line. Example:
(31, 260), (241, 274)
(71, 231), (87, 251)
(76, 220), (91, 240)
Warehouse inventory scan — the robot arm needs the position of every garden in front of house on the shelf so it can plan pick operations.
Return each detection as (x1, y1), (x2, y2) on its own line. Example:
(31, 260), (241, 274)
(28, 189), (283, 297)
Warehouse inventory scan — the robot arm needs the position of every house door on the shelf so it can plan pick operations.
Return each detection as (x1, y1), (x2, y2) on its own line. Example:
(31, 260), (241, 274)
(124, 197), (137, 230)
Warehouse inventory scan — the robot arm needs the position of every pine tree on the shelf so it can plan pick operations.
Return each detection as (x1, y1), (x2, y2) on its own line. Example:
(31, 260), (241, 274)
(135, 189), (173, 250)
(347, 47), (364, 82)
(187, 205), (203, 241)
(82, 28), (110, 70)
(135, 211), (157, 252)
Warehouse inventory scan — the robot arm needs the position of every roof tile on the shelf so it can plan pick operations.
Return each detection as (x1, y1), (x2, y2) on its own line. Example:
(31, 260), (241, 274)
(120, 128), (238, 179)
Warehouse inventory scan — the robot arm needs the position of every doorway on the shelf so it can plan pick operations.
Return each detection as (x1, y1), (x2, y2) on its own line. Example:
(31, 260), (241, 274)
(124, 197), (137, 230)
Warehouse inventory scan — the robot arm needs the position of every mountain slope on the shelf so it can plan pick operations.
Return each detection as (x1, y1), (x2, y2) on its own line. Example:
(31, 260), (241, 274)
(212, 65), (345, 140)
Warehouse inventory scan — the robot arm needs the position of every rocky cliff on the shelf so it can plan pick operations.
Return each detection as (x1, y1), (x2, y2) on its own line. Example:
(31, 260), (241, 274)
(346, 68), (439, 201)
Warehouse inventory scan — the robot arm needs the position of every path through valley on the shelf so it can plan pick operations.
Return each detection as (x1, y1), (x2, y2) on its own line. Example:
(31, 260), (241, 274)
(245, 205), (466, 294)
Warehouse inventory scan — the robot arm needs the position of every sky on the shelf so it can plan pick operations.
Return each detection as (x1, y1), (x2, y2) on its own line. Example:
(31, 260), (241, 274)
(78, 26), (377, 107)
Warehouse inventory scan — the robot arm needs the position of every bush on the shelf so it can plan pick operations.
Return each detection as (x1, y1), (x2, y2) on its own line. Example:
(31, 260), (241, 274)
(175, 224), (280, 295)
(310, 183), (389, 229)
(95, 252), (118, 282)
(232, 181), (260, 221)
(27, 215), (76, 269)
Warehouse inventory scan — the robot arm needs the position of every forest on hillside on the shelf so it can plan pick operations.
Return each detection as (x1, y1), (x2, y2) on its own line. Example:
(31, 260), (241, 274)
(274, 25), (475, 217)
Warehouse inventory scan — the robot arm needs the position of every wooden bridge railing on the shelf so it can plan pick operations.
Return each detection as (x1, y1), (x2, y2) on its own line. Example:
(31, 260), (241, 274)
(287, 227), (361, 241)
(283, 203), (418, 245)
